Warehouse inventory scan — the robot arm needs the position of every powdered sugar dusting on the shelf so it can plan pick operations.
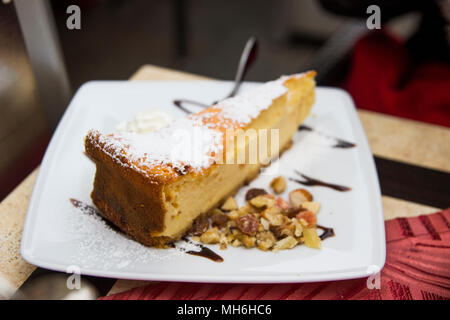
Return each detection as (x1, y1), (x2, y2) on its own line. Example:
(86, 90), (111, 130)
(67, 202), (184, 270)
(90, 73), (306, 176)
(217, 75), (293, 123)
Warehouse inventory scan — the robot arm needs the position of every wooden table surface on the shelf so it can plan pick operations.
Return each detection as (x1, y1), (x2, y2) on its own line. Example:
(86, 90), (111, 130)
(1, 65), (449, 297)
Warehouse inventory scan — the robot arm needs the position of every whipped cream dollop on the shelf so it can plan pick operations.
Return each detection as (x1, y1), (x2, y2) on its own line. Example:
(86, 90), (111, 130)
(116, 109), (173, 133)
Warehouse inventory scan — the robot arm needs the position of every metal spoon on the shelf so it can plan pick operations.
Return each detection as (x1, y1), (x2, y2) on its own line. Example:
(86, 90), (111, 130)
(173, 36), (258, 112)
(212, 36), (258, 104)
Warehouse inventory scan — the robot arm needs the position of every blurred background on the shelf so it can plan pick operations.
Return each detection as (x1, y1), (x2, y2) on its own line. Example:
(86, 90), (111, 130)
(0, 0), (449, 200)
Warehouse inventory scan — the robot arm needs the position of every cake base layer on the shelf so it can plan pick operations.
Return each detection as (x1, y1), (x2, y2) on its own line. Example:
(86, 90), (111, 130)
(85, 72), (316, 247)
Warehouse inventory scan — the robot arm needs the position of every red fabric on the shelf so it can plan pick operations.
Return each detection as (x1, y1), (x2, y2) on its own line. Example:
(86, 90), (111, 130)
(344, 30), (450, 127)
(100, 209), (450, 300)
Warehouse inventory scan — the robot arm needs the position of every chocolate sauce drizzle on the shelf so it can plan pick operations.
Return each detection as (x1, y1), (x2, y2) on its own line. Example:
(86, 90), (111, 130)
(173, 99), (208, 114)
(177, 237), (224, 262)
(317, 225), (335, 241)
(298, 125), (356, 149)
(290, 170), (351, 192)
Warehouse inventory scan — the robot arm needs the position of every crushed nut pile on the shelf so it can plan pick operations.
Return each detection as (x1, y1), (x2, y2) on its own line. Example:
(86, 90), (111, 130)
(188, 176), (324, 252)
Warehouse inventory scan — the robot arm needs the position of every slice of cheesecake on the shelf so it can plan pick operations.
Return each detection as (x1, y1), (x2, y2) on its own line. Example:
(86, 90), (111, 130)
(85, 71), (316, 247)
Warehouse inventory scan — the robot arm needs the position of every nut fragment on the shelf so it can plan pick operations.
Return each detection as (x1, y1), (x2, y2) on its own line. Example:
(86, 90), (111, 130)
(221, 197), (238, 211)
(236, 214), (259, 236)
(211, 209), (229, 228)
(301, 201), (321, 215)
(289, 189), (313, 207)
(241, 235), (256, 248)
(250, 195), (276, 209)
(260, 217), (270, 230)
(282, 207), (303, 218)
(291, 218), (304, 237)
(296, 210), (317, 227)
(270, 176), (287, 194)
(193, 183), (328, 252)
(245, 188), (268, 201)
(200, 227), (220, 244)
(273, 236), (298, 251)
(261, 207), (284, 226)
(227, 210), (240, 220)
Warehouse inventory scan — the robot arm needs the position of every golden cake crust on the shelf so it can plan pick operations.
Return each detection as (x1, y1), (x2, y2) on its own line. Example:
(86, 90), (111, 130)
(84, 71), (316, 247)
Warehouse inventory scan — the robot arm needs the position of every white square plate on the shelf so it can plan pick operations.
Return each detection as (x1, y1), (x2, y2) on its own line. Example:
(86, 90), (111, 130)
(21, 80), (385, 283)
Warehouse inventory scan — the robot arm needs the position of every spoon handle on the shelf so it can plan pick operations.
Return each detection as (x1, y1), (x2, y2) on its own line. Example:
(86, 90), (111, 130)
(226, 37), (258, 99)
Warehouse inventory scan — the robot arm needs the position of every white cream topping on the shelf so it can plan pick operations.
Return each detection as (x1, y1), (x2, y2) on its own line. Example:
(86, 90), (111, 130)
(116, 109), (173, 133)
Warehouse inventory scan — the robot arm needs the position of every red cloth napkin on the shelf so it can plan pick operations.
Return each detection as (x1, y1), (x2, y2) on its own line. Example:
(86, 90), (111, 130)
(100, 209), (450, 300)
(344, 30), (450, 128)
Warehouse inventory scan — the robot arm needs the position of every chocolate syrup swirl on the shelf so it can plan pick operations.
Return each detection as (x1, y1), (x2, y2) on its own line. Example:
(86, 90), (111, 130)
(178, 237), (223, 262)
(290, 171), (351, 192)
(173, 99), (208, 114)
(298, 125), (356, 149)
(317, 225), (335, 241)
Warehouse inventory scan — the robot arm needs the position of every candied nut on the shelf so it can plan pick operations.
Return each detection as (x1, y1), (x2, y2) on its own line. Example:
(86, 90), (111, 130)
(270, 176), (287, 194)
(289, 189), (313, 207)
(245, 188), (268, 201)
(236, 214), (259, 236)
(273, 236), (298, 251)
(189, 216), (209, 236)
(200, 227), (220, 244)
(262, 207), (284, 226)
(241, 234), (256, 248)
(303, 228), (321, 249)
(301, 201), (321, 215)
(296, 210), (317, 227)
(276, 197), (290, 210)
(282, 207), (303, 218)
(211, 209), (229, 228)
(221, 197), (238, 211)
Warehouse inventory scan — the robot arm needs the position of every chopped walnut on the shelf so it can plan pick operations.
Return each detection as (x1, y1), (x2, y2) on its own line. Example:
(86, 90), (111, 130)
(241, 234), (256, 248)
(261, 206), (284, 226)
(273, 236), (298, 251)
(200, 227), (220, 244)
(270, 176), (287, 194)
(191, 180), (326, 252)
